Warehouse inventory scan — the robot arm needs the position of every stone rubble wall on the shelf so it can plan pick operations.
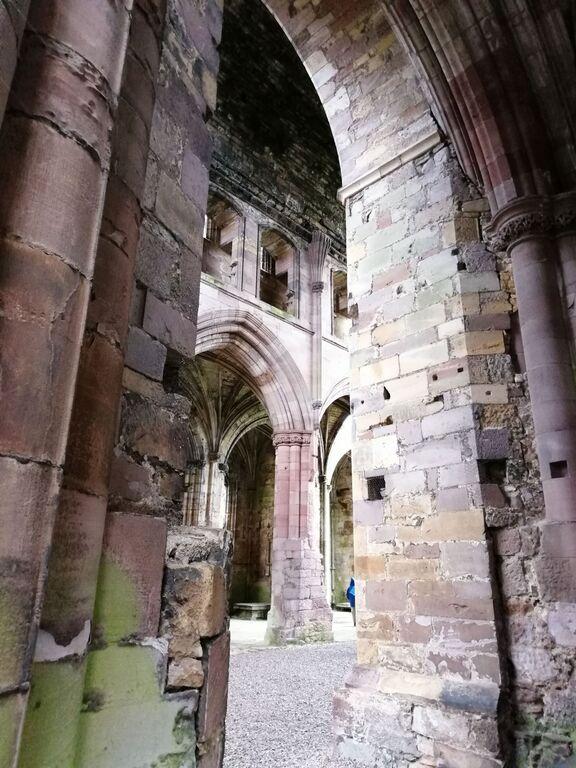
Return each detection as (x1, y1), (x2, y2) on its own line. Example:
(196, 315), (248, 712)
(487, 255), (576, 765)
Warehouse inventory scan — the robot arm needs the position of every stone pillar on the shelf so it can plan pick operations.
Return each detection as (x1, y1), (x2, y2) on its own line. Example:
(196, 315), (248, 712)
(334, 142), (506, 766)
(311, 280), (325, 417)
(201, 453), (228, 529)
(309, 232), (331, 419)
(242, 216), (259, 297)
(323, 480), (333, 604)
(489, 194), (576, 602)
(0, 0), (30, 125)
(14, 5), (165, 765)
(183, 461), (204, 526)
(0, 1), (132, 761)
(266, 432), (333, 644)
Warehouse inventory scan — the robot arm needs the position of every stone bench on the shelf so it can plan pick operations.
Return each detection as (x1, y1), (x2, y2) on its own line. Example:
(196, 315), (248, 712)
(232, 602), (270, 620)
(334, 602), (352, 612)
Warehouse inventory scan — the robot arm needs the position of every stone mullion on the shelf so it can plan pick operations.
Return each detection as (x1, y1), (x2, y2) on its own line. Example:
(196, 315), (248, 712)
(288, 442), (302, 539)
(0, 0), (133, 760)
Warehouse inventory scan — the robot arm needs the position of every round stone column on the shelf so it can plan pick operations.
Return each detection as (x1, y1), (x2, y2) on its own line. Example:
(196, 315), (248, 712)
(0, 0), (132, 759)
(490, 194), (576, 601)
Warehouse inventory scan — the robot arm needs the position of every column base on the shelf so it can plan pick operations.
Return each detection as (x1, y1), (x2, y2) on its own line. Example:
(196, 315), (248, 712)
(334, 665), (503, 768)
(265, 538), (333, 645)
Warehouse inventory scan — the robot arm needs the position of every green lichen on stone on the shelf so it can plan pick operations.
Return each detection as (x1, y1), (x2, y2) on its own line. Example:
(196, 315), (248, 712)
(92, 556), (141, 643)
(75, 645), (196, 768)
(81, 688), (105, 713)
(0, 692), (24, 768)
(18, 658), (85, 768)
(152, 754), (195, 768)
(0, 586), (22, 686)
(294, 621), (334, 644)
(515, 715), (576, 767)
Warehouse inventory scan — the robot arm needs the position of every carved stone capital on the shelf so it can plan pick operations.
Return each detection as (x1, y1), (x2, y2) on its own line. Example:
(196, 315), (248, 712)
(312, 281), (325, 293)
(312, 400), (323, 410)
(272, 431), (312, 448)
(487, 193), (576, 251)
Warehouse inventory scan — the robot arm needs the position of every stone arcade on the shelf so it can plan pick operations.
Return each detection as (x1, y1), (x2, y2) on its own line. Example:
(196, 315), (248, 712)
(1, 1), (576, 767)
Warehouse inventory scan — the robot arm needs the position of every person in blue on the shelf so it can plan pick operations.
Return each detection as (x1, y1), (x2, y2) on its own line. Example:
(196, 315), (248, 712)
(346, 576), (356, 626)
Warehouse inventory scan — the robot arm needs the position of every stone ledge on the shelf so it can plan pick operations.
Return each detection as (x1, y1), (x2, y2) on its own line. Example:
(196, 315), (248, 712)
(337, 130), (443, 203)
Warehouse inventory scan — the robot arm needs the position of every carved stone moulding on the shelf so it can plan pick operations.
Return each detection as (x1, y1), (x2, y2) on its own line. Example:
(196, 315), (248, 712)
(487, 192), (576, 251)
(272, 431), (312, 448)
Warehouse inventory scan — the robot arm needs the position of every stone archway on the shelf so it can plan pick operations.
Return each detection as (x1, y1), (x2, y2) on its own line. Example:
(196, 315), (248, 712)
(1, 1), (576, 765)
(195, 309), (313, 434)
(195, 310), (332, 644)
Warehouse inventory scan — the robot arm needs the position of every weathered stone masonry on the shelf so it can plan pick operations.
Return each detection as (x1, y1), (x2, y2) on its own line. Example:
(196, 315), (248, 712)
(2, 1), (576, 767)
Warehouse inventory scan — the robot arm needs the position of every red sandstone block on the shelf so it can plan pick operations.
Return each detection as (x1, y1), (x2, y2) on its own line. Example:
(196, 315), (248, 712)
(40, 487), (108, 643)
(197, 632), (230, 742)
(11, 37), (113, 166)
(100, 512), (167, 639)
(113, 98), (150, 198)
(0, 266), (89, 465)
(108, 451), (154, 502)
(0, 458), (61, 689)
(431, 619), (497, 650)
(440, 542), (490, 579)
(410, 581), (494, 621)
(536, 553), (576, 602)
(0, 120), (104, 276)
(436, 487), (469, 512)
(122, 45), (157, 127)
(365, 580), (407, 612)
(421, 406), (475, 439)
(476, 429), (510, 460)
(64, 332), (125, 498)
(541, 522), (576, 558)
(28, 1), (131, 93)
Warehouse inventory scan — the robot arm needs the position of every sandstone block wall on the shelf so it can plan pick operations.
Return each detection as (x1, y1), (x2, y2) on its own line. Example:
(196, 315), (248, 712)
(116, 0), (223, 519)
(334, 142), (510, 767)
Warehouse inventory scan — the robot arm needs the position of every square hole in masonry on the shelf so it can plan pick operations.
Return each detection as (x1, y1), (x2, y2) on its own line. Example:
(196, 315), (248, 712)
(550, 460), (568, 479)
(367, 475), (386, 501)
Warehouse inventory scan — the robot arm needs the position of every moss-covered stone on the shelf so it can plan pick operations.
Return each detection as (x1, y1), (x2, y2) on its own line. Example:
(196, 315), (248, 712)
(1, 692), (27, 768)
(92, 557), (140, 643)
(75, 645), (196, 768)
(18, 658), (85, 768)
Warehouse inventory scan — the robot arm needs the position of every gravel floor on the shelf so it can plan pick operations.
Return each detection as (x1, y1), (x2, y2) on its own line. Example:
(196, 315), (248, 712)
(224, 641), (359, 768)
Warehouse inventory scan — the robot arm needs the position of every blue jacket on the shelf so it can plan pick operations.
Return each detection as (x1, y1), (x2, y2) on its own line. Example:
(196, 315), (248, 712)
(346, 578), (355, 608)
